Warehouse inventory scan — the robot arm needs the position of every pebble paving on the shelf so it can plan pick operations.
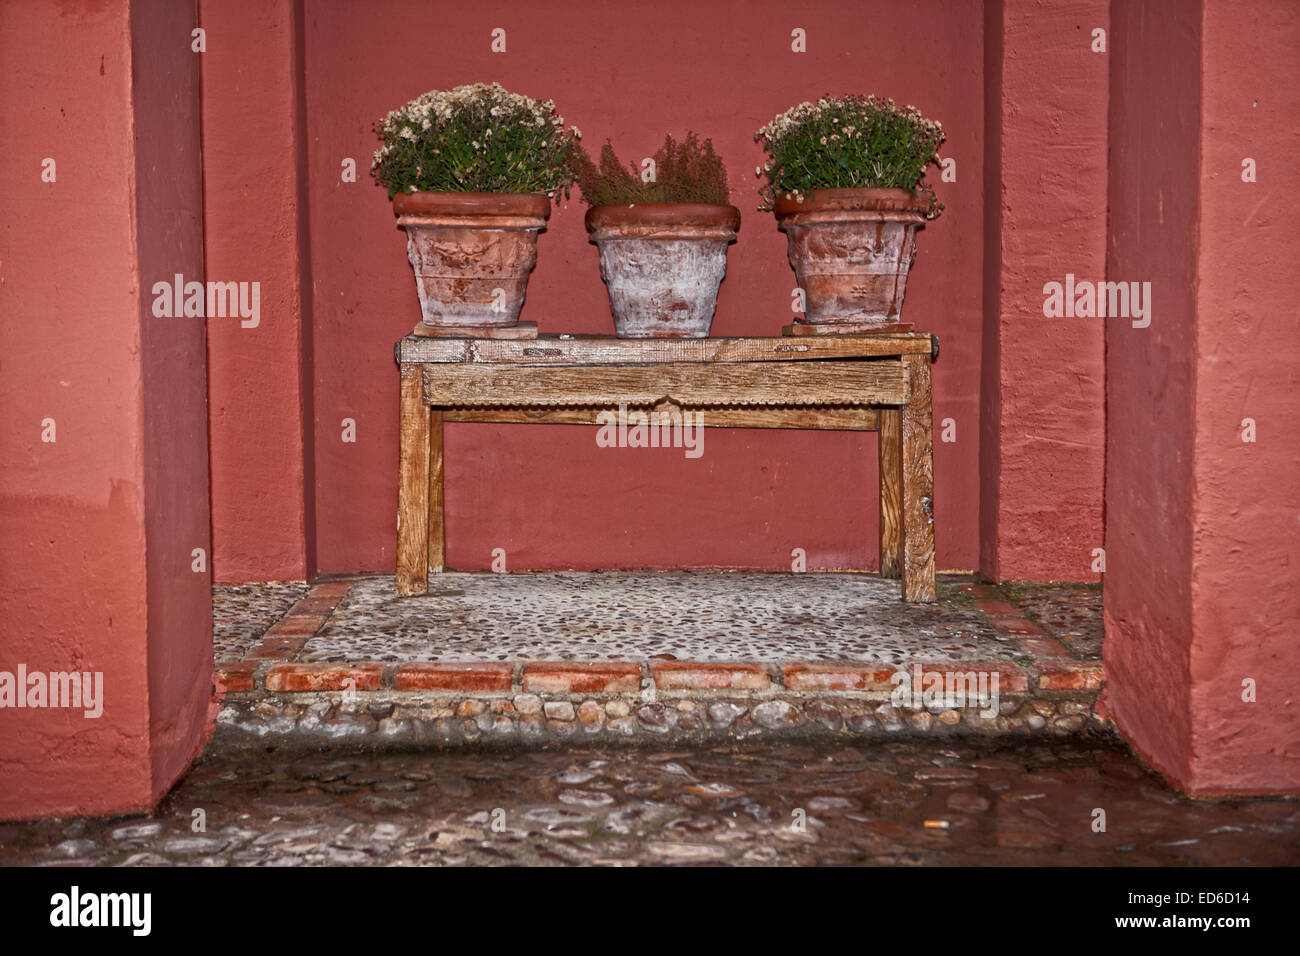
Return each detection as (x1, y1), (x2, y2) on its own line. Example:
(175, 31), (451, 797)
(300, 572), (1026, 663)
(214, 582), (310, 663)
(1001, 582), (1104, 658)
(3, 731), (1295, 867)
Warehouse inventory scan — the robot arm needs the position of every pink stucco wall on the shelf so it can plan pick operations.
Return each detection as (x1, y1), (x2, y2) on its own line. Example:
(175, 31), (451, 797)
(0, 0), (211, 820)
(1103, 0), (1201, 788)
(132, 0), (215, 797)
(300, 0), (986, 576)
(193, 0), (1116, 584)
(0, 0), (152, 819)
(979, 0), (1107, 583)
(201, 0), (315, 583)
(1186, 0), (1300, 793)
(194, 1), (1115, 585)
(1105, 0), (1300, 795)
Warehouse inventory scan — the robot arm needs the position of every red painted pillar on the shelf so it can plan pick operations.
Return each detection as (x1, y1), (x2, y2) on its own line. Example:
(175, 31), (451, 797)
(200, 0), (315, 583)
(980, 0), (1108, 583)
(1105, 0), (1300, 795)
(0, 0), (212, 820)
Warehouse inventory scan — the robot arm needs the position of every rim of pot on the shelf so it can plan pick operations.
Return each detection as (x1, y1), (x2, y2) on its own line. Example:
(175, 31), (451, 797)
(585, 202), (741, 234)
(392, 190), (552, 220)
(772, 187), (928, 217)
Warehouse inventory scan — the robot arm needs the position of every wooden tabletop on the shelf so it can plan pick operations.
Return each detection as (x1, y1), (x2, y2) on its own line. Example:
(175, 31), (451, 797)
(396, 331), (937, 365)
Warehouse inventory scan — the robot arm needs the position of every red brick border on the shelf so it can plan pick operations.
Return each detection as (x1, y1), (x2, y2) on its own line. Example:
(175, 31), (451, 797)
(652, 662), (771, 690)
(1038, 660), (1104, 691)
(522, 662), (641, 694)
(782, 664), (896, 691)
(912, 661), (1032, 693)
(395, 662), (512, 692)
(975, 598), (1022, 617)
(264, 616), (328, 637)
(240, 581), (352, 662)
(308, 580), (353, 598)
(264, 663), (384, 692)
(215, 662), (257, 693)
(985, 615), (1045, 636)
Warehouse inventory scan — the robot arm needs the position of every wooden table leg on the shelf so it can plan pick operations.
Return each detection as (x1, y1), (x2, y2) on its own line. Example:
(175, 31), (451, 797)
(878, 407), (902, 578)
(900, 355), (936, 602)
(396, 364), (430, 596)
(429, 408), (444, 573)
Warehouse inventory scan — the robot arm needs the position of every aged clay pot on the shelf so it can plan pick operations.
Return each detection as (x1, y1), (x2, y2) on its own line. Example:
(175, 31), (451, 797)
(393, 191), (550, 327)
(774, 187), (928, 326)
(585, 203), (740, 338)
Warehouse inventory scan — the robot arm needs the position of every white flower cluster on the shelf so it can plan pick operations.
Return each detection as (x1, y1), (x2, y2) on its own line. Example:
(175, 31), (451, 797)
(371, 82), (579, 170)
(371, 82), (584, 198)
(751, 95), (946, 214)
(755, 95), (944, 152)
(382, 82), (558, 135)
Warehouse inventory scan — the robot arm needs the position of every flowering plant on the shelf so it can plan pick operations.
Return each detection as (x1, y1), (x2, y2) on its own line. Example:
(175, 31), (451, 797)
(754, 95), (945, 217)
(370, 82), (581, 199)
(572, 132), (730, 206)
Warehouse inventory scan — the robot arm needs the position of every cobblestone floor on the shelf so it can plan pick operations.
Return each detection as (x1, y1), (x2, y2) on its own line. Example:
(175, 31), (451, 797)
(1002, 582), (1104, 659)
(214, 573), (1105, 742)
(216, 572), (1102, 668)
(3, 732), (1295, 867)
(214, 582), (309, 662)
(305, 573), (1023, 663)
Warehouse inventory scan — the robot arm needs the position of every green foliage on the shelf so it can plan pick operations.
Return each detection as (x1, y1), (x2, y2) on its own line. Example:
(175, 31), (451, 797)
(573, 132), (731, 206)
(370, 83), (580, 198)
(755, 95), (946, 217)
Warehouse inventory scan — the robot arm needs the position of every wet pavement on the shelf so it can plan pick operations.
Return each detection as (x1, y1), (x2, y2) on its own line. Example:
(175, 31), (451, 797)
(9, 576), (1285, 868)
(3, 730), (1296, 867)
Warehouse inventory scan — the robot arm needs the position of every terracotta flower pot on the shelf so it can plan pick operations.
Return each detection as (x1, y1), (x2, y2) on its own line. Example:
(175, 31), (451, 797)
(393, 191), (550, 327)
(585, 203), (740, 338)
(774, 187), (929, 327)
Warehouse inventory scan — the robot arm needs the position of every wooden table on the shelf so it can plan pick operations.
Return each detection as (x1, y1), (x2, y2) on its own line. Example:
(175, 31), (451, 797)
(394, 331), (937, 602)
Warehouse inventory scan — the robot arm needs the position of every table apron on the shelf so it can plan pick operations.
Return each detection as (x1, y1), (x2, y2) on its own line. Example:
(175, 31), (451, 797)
(439, 405), (882, 430)
(419, 359), (908, 408)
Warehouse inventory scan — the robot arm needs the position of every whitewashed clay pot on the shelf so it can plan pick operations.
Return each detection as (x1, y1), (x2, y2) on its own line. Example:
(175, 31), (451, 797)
(586, 203), (740, 338)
